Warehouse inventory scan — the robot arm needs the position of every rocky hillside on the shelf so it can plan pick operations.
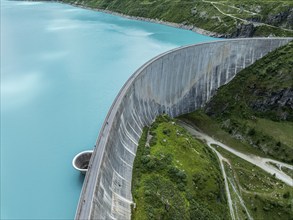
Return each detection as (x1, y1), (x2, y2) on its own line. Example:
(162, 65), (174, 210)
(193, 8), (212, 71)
(181, 41), (293, 163)
(205, 41), (293, 122)
(61, 0), (293, 37)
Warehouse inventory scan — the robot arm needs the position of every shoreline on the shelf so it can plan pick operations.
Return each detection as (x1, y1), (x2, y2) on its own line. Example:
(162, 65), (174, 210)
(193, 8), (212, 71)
(15, 0), (293, 38)
(52, 0), (226, 38)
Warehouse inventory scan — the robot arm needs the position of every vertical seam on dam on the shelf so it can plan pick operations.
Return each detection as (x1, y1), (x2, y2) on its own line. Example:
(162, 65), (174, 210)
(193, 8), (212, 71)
(75, 38), (292, 220)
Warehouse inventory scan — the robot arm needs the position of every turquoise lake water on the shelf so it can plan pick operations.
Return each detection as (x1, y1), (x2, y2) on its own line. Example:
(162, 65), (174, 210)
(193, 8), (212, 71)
(0, 1), (216, 219)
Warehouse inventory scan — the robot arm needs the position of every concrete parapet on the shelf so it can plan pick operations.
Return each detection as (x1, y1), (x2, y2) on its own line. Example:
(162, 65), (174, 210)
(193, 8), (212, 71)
(75, 38), (292, 220)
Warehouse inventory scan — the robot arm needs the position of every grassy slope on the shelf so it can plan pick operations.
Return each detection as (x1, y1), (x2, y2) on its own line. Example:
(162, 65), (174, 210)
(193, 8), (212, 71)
(131, 115), (229, 219)
(176, 42), (293, 218)
(61, 0), (293, 37)
(217, 146), (293, 220)
(132, 115), (293, 220)
(204, 41), (293, 121)
(180, 41), (293, 163)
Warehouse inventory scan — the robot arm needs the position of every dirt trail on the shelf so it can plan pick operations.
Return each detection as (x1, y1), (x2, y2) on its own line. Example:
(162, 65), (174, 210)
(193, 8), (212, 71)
(178, 120), (293, 219)
(178, 121), (293, 220)
(178, 121), (293, 186)
(202, 0), (293, 32)
(211, 148), (236, 220)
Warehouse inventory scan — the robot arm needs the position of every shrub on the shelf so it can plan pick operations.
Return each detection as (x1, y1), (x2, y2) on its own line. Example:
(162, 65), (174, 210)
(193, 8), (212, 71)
(162, 128), (171, 136)
(168, 166), (187, 185)
(283, 191), (290, 199)
(248, 128), (256, 136)
(149, 136), (157, 146)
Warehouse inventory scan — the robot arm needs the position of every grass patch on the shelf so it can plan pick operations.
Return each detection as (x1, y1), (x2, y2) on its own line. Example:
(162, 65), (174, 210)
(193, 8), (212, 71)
(131, 115), (229, 219)
(246, 118), (293, 148)
(216, 146), (293, 220)
(178, 110), (268, 158)
(223, 161), (252, 220)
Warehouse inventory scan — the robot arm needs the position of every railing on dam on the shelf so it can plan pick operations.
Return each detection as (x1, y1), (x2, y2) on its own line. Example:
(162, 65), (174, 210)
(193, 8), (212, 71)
(75, 38), (292, 220)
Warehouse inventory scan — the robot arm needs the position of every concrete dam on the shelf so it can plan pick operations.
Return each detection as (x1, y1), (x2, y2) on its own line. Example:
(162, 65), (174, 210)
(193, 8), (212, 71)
(75, 38), (292, 220)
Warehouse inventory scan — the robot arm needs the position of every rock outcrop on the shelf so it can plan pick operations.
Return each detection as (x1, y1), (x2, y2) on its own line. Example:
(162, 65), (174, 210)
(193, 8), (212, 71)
(251, 88), (293, 120)
(231, 23), (256, 38)
(267, 8), (293, 29)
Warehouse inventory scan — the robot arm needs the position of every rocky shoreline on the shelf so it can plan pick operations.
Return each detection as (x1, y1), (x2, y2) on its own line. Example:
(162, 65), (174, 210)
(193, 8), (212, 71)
(54, 1), (226, 38)
(16, 0), (293, 38)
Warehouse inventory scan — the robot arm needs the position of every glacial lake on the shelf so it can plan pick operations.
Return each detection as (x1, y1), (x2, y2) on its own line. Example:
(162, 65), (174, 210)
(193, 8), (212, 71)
(0, 0), (216, 219)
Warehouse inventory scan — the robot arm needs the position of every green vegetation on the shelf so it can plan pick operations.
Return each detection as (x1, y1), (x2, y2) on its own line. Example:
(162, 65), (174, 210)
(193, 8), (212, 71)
(131, 35), (293, 220)
(245, 118), (293, 147)
(176, 40), (293, 218)
(180, 41), (293, 164)
(132, 114), (293, 219)
(131, 115), (229, 219)
(204, 41), (293, 121)
(61, 0), (293, 37)
(216, 146), (293, 220)
(179, 110), (269, 157)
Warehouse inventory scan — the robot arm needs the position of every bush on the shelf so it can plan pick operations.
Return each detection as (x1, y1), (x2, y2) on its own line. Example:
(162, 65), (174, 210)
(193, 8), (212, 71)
(248, 128), (256, 136)
(149, 136), (157, 146)
(168, 166), (187, 185)
(283, 191), (290, 199)
(141, 155), (150, 164)
(162, 128), (171, 136)
(189, 199), (220, 220)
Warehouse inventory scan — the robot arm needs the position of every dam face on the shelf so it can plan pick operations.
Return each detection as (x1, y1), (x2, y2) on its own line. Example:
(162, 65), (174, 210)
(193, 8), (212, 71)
(75, 38), (292, 220)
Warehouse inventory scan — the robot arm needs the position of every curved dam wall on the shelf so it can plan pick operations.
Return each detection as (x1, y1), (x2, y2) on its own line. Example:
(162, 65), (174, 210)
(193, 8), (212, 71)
(75, 38), (292, 220)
